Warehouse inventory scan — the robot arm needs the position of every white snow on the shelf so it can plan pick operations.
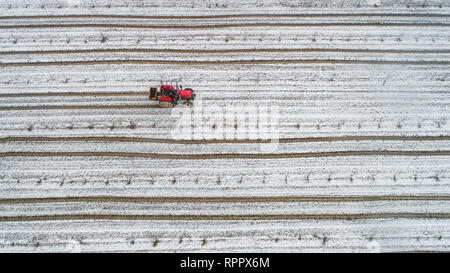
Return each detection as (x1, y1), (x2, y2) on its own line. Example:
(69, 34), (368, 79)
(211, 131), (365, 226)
(0, 0), (449, 252)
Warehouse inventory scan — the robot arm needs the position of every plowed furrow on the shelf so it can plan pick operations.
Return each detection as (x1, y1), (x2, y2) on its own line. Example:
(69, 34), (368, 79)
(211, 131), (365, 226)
(1, 136), (449, 144)
(0, 92), (146, 98)
(0, 105), (158, 111)
(1, 14), (449, 20)
(1, 195), (449, 204)
(1, 48), (449, 55)
(1, 59), (450, 67)
(0, 151), (448, 159)
(1, 23), (449, 30)
(1, 213), (449, 222)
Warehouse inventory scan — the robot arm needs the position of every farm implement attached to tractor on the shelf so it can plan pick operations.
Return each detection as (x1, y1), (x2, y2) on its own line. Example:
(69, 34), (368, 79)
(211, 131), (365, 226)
(149, 81), (196, 108)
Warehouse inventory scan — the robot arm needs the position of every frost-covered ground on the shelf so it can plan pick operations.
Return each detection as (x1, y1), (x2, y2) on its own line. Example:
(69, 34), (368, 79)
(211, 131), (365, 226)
(0, 0), (449, 252)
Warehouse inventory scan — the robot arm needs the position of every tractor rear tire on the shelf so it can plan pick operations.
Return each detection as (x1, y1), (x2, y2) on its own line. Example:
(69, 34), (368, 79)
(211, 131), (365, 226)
(159, 101), (173, 108)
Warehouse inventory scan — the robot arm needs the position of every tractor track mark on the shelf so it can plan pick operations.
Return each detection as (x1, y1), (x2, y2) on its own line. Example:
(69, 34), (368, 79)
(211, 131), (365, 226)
(0, 105), (159, 111)
(0, 92), (147, 98)
(1, 59), (449, 67)
(0, 213), (449, 222)
(1, 136), (450, 144)
(1, 14), (449, 20)
(2, 48), (450, 55)
(0, 23), (449, 30)
(0, 151), (449, 159)
(1, 195), (449, 204)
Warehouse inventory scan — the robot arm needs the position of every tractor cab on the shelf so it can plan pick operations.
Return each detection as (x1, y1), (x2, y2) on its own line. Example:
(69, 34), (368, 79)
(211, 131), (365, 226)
(148, 81), (195, 108)
(160, 85), (176, 99)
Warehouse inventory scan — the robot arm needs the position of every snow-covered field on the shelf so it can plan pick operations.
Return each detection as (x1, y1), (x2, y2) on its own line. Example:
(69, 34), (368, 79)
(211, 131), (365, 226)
(0, 0), (449, 252)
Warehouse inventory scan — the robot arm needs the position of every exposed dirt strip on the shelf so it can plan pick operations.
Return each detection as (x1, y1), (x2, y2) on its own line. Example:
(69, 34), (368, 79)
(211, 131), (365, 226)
(0, 105), (159, 111)
(1, 14), (449, 20)
(0, 151), (448, 159)
(1, 136), (449, 144)
(0, 23), (449, 30)
(2, 48), (450, 55)
(1, 195), (449, 204)
(0, 213), (449, 222)
(0, 92), (147, 98)
(1, 59), (449, 67)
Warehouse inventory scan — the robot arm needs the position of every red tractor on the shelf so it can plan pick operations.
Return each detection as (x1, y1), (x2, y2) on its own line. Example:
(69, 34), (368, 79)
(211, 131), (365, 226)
(149, 81), (196, 108)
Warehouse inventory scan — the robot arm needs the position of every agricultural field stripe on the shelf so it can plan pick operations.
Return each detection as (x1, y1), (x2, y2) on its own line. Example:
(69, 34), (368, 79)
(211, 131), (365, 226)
(1, 136), (450, 144)
(0, 151), (448, 159)
(2, 48), (450, 55)
(1, 14), (449, 20)
(0, 23), (449, 30)
(1, 195), (449, 204)
(0, 213), (449, 222)
(1, 59), (449, 67)
(0, 105), (159, 111)
(0, 92), (147, 97)
(0, 90), (446, 98)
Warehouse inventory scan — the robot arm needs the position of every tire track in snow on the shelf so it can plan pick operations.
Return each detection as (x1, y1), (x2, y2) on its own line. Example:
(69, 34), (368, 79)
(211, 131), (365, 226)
(1, 136), (450, 144)
(0, 213), (449, 222)
(0, 92), (147, 98)
(0, 105), (159, 111)
(0, 151), (449, 159)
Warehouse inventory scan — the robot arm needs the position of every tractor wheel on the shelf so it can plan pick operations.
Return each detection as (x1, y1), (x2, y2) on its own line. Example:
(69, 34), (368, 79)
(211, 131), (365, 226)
(159, 101), (173, 108)
(183, 101), (193, 108)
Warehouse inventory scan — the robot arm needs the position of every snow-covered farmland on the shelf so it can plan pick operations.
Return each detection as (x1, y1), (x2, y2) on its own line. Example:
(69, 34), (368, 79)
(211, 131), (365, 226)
(0, 0), (449, 252)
